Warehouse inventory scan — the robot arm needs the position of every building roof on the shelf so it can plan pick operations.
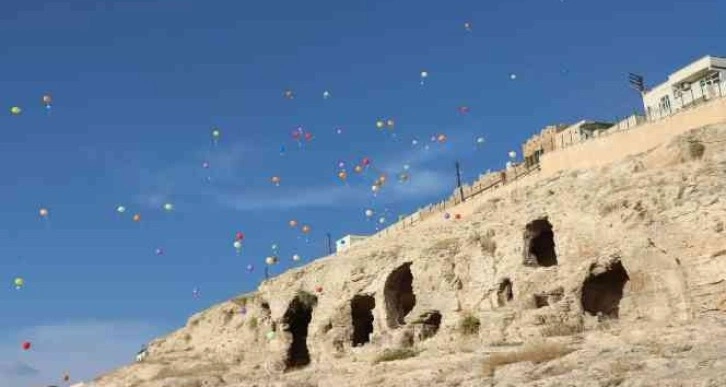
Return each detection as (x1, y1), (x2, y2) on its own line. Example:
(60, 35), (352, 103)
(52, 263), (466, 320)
(645, 55), (726, 95)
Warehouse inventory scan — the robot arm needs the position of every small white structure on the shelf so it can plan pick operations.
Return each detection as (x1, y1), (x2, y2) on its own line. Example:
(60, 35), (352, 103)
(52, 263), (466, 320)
(335, 234), (368, 253)
(135, 348), (148, 362)
(643, 55), (726, 120)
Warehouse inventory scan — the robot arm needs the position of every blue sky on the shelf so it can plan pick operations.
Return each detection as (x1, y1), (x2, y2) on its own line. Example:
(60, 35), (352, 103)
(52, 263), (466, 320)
(0, 0), (723, 384)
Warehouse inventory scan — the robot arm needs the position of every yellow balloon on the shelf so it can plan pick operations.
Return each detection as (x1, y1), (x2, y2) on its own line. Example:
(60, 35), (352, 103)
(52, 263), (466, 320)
(14, 278), (24, 287)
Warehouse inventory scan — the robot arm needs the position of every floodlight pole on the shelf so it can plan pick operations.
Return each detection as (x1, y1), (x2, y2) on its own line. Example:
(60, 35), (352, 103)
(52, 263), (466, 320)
(326, 233), (333, 255)
(455, 161), (465, 203)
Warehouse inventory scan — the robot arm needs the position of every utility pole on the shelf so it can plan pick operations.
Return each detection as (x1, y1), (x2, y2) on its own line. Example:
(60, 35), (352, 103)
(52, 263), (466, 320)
(326, 233), (333, 255)
(455, 161), (465, 203)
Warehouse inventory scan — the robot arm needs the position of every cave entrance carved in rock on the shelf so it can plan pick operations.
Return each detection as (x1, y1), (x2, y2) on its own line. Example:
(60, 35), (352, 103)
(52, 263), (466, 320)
(523, 218), (558, 267)
(581, 260), (629, 319)
(384, 262), (417, 328)
(351, 294), (376, 346)
(497, 278), (514, 307)
(282, 293), (317, 370)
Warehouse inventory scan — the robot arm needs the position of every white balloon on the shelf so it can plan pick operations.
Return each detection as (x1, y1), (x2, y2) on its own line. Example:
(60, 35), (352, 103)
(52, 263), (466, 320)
(292, 254), (301, 261)
(365, 209), (374, 217)
(233, 240), (242, 249)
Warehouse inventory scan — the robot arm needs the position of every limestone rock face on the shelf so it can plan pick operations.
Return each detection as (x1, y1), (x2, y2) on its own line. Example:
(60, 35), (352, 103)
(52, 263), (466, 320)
(92, 124), (726, 387)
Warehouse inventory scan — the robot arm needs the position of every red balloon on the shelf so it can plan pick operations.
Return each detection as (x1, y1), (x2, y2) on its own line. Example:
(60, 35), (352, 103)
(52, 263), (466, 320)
(22, 341), (31, 350)
(304, 132), (313, 141)
(235, 232), (244, 241)
(291, 130), (301, 139)
(362, 157), (371, 166)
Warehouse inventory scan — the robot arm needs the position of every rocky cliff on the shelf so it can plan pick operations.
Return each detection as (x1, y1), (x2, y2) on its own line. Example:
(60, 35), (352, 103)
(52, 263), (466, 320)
(92, 124), (726, 387)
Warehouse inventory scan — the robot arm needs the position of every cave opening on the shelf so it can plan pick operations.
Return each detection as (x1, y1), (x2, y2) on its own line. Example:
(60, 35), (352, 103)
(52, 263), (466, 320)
(384, 262), (417, 328)
(282, 293), (317, 370)
(350, 294), (376, 346)
(581, 261), (630, 319)
(524, 218), (558, 267)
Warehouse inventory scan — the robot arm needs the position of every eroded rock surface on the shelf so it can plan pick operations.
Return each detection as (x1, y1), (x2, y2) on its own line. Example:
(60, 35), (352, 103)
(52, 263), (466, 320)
(92, 124), (726, 387)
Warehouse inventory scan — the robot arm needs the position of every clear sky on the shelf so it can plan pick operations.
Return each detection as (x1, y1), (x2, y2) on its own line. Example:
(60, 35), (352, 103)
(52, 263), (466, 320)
(0, 0), (723, 384)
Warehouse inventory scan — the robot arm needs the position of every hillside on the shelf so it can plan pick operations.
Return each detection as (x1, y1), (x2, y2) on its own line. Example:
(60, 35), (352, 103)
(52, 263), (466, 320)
(90, 124), (726, 387)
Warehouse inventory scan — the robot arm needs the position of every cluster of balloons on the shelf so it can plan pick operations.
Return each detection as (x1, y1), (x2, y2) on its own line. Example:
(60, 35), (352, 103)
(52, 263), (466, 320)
(271, 176), (281, 186)
(375, 118), (395, 130)
(233, 232), (245, 254)
(211, 127), (221, 144)
(291, 126), (314, 146)
(284, 89), (295, 99)
(420, 70), (429, 85)
(42, 94), (52, 112)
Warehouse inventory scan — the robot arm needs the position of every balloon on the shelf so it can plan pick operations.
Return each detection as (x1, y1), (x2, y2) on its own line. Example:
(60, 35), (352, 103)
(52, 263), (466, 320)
(365, 209), (374, 218)
(398, 172), (409, 182)
(371, 185), (379, 193)
(163, 203), (174, 212)
(476, 137), (485, 145)
(386, 119), (395, 128)
(10, 106), (22, 115)
(420, 71), (428, 78)
(458, 106), (470, 114)
(14, 277), (24, 288)
(284, 90), (294, 99)
(39, 208), (49, 217)
(235, 232), (244, 241)
(292, 253), (301, 261)
(271, 176), (281, 186)
(192, 287), (200, 297)
(271, 243), (278, 251)
(233, 240), (243, 250)
(288, 219), (298, 228)
(265, 256), (278, 265)
(335, 127), (343, 134)
(301, 225), (311, 234)
(291, 130), (301, 140)
(378, 217), (386, 224)
(337, 160), (346, 169)
(437, 134), (447, 143)
(510, 73), (517, 80)
(154, 248), (164, 256)
(354, 165), (363, 173)
(338, 171), (347, 181)
(376, 120), (385, 129)
(508, 151), (517, 159)
(464, 21), (472, 31)
(362, 157), (371, 166)
(403, 164), (410, 170)
(304, 132), (313, 141)
(202, 161), (210, 169)
(378, 174), (387, 183)
(133, 214), (141, 222)
(116, 205), (126, 213)
(323, 90), (331, 99)
(22, 341), (31, 350)
(246, 264), (254, 272)
(212, 128), (221, 139)
(411, 138), (419, 146)
(42, 94), (53, 105)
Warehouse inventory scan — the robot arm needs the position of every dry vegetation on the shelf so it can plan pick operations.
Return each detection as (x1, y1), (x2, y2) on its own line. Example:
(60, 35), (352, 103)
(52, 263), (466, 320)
(481, 342), (574, 377)
(458, 314), (481, 336)
(373, 348), (420, 364)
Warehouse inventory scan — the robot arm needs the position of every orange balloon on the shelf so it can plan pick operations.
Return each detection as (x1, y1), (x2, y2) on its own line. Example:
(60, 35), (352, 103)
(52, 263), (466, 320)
(133, 214), (141, 222)
(301, 225), (311, 234)
(437, 134), (447, 143)
(271, 176), (281, 185)
(338, 171), (347, 180)
(289, 219), (298, 228)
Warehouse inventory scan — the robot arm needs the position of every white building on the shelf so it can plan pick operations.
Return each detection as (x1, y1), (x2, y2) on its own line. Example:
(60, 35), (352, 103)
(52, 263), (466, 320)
(643, 55), (726, 120)
(335, 234), (368, 253)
